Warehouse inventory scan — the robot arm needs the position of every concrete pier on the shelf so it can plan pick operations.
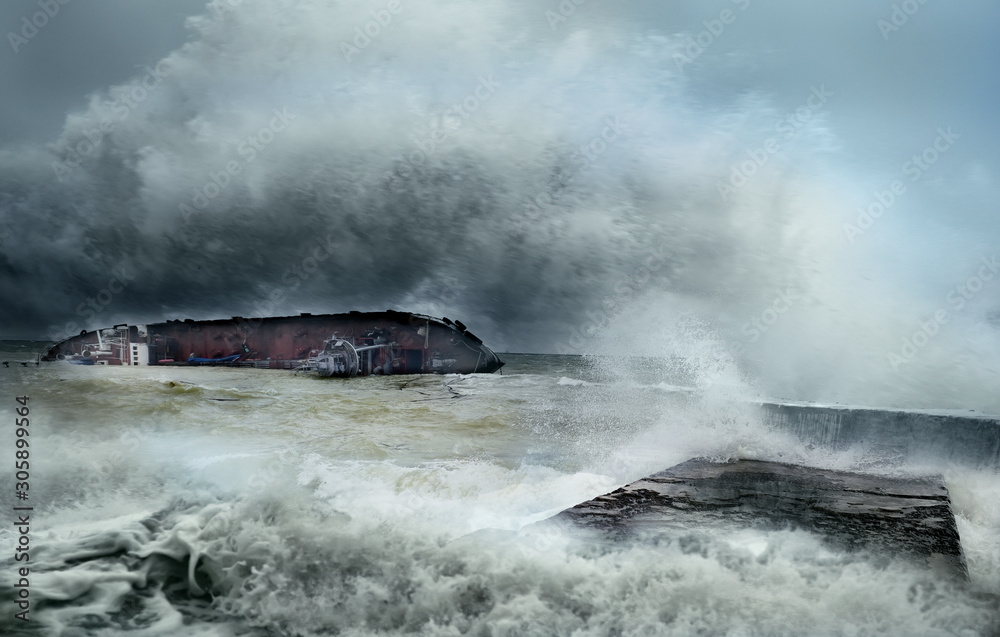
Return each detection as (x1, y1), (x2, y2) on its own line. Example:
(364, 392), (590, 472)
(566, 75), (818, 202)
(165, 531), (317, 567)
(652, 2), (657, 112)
(549, 458), (967, 578)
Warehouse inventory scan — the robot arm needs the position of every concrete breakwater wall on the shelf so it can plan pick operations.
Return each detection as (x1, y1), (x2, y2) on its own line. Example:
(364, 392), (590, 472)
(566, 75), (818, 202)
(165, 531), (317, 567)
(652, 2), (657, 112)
(758, 402), (1000, 468)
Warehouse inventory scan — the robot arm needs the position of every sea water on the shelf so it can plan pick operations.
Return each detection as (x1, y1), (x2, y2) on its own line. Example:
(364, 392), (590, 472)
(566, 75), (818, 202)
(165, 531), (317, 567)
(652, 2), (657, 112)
(1, 342), (998, 636)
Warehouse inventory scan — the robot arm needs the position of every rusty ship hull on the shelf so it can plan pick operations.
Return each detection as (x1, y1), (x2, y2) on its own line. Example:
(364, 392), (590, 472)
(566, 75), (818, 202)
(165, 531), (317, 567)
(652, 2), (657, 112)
(40, 311), (504, 375)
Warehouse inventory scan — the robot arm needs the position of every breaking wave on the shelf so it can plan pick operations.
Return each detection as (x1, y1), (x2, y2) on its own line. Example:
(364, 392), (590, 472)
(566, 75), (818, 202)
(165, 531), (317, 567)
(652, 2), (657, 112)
(3, 0), (999, 411)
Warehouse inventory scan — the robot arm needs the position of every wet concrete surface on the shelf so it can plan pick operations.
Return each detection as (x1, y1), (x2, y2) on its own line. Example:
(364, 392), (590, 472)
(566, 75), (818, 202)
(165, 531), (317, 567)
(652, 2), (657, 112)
(548, 458), (967, 578)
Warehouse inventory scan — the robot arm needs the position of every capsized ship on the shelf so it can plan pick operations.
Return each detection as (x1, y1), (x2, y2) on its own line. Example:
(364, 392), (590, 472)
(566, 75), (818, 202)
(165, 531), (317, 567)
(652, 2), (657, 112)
(40, 311), (504, 376)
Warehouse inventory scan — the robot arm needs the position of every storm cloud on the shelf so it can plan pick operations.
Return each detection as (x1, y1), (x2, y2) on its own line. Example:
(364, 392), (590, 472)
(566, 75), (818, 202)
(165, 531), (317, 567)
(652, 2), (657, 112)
(2, 0), (999, 410)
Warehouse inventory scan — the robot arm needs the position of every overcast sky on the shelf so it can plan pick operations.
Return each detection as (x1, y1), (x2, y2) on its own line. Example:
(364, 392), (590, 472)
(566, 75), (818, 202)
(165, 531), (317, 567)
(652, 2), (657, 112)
(2, 0), (999, 409)
(0, 1), (205, 142)
(4, 1), (997, 168)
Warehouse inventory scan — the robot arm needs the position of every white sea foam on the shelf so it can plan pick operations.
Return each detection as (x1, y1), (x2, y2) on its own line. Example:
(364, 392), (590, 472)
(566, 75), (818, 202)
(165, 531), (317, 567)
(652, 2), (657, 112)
(1, 349), (997, 635)
(1, 0), (998, 628)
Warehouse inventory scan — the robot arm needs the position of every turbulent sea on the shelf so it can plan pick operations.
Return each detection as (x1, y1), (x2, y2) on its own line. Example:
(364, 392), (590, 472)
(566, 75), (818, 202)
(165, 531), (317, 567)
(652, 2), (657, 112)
(1, 340), (998, 636)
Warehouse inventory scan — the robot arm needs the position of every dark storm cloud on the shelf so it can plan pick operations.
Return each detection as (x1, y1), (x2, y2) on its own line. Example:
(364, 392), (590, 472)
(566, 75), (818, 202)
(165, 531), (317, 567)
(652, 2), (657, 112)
(1, 0), (813, 347)
(0, 0), (206, 143)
